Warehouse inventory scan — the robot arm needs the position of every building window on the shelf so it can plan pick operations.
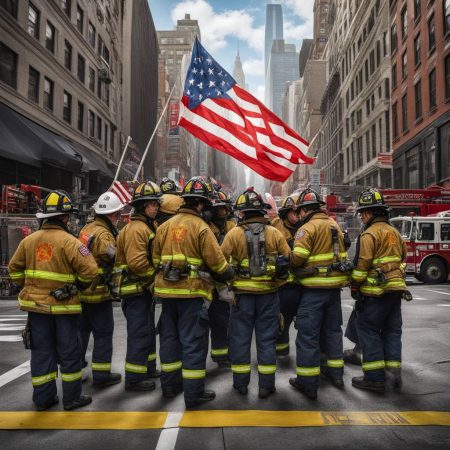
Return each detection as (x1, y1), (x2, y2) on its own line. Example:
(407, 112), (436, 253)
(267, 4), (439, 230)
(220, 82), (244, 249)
(88, 22), (96, 48)
(414, 0), (421, 20)
(61, 0), (71, 18)
(414, 34), (420, 66)
(28, 3), (40, 39)
(28, 66), (39, 102)
(445, 0), (450, 34)
(392, 62), (397, 88)
(429, 68), (436, 110)
(391, 22), (397, 53)
(105, 84), (110, 107)
(401, 50), (407, 79)
(88, 67), (95, 92)
(77, 54), (85, 83)
(76, 4), (83, 33)
(414, 80), (422, 120)
(402, 94), (408, 132)
(63, 91), (72, 123)
(401, 6), (408, 39)
(104, 123), (108, 151)
(44, 77), (54, 111)
(406, 150), (419, 188)
(0, 42), (17, 88)
(77, 101), (84, 131)
(428, 14), (435, 51)
(371, 124), (377, 159)
(89, 111), (95, 137)
(96, 116), (102, 140)
(424, 134), (436, 186)
(0, 0), (18, 17)
(45, 21), (55, 53)
(110, 125), (115, 151)
(445, 54), (450, 101)
(64, 40), (72, 70)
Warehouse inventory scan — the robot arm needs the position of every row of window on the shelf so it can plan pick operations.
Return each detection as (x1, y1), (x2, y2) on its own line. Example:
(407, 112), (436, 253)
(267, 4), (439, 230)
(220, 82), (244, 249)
(392, 54), (450, 139)
(0, 42), (115, 153)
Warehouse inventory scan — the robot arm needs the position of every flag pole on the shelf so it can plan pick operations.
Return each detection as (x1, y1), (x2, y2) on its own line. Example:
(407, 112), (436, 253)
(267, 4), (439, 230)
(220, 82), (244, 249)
(133, 83), (177, 182)
(113, 135), (132, 182)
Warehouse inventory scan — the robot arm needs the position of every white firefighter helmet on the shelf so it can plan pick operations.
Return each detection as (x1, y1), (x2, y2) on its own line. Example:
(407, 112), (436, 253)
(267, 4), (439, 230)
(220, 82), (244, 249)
(94, 191), (125, 215)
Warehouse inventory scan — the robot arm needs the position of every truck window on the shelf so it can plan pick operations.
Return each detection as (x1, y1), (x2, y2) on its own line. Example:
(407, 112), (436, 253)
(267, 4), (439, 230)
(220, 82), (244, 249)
(441, 224), (450, 241)
(417, 223), (435, 241)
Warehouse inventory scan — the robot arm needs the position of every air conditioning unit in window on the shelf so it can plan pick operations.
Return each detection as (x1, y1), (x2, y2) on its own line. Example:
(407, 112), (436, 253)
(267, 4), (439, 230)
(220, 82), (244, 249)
(99, 68), (112, 84)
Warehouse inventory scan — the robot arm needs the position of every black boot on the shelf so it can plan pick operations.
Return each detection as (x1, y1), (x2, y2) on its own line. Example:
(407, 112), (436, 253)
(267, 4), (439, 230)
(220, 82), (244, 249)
(63, 395), (92, 411)
(343, 348), (362, 366)
(125, 379), (156, 391)
(147, 369), (161, 378)
(258, 386), (276, 399)
(93, 372), (122, 387)
(233, 385), (248, 395)
(386, 368), (402, 389)
(35, 395), (59, 411)
(289, 378), (317, 400)
(321, 371), (345, 390)
(162, 385), (183, 399)
(215, 359), (231, 369)
(352, 376), (385, 393)
(185, 390), (216, 408)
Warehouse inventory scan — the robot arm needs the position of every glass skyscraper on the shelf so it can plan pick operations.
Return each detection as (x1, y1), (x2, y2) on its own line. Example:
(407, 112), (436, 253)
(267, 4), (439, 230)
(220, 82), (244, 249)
(265, 3), (283, 75)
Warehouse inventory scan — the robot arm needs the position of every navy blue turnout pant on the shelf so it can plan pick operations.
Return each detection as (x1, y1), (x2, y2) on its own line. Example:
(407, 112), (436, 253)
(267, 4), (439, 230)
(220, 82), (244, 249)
(276, 284), (302, 355)
(29, 312), (82, 407)
(159, 298), (209, 404)
(208, 295), (230, 362)
(229, 293), (279, 390)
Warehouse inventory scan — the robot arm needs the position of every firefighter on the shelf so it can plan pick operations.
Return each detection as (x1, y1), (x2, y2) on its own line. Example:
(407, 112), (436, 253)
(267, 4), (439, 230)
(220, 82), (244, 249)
(221, 188), (291, 398)
(153, 176), (234, 408)
(156, 192), (184, 226)
(8, 191), (98, 411)
(208, 190), (236, 368)
(289, 189), (350, 400)
(351, 188), (407, 392)
(271, 194), (302, 357)
(160, 177), (182, 195)
(78, 192), (124, 387)
(115, 181), (161, 391)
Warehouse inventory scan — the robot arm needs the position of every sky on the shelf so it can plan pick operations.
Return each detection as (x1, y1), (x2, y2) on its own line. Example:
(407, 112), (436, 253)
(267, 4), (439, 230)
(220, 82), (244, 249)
(148, 0), (315, 102)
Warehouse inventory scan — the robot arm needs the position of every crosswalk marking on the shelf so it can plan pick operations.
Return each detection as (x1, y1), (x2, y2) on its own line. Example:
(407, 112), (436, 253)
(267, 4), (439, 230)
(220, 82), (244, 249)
(0, 361), (30, 389)
(428, 289), (450, 296)
(155, 412), (183, 450)
(0, 336), (22, 342)
(0, 314), (26, 342)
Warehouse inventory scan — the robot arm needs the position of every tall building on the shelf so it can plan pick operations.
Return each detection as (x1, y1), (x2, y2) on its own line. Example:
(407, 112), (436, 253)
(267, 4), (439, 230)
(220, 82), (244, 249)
(0, 0), (158, 198)
(313, 0), (335, 59)
(121, 0), (159, 179)
(265, 3), (284, 75)
(232, 50), (246, 87)
(299, 38), (314, 77)
(266, 40), (299, 116)
(390, 0), (450, 189)
(157, 14), (200, 180)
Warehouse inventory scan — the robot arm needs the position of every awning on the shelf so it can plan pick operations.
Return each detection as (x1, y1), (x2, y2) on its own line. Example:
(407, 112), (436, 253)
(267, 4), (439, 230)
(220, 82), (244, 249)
(0, 102), (113, 178)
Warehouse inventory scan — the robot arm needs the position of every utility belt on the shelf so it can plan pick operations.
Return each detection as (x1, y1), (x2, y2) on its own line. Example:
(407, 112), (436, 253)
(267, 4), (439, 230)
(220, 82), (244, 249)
(293, 260), (354, 279)
(160, 262), (208, 283)
(50, 284), (78, 301)
(99, 266), (120, 300)
(235, 255), (290, 280)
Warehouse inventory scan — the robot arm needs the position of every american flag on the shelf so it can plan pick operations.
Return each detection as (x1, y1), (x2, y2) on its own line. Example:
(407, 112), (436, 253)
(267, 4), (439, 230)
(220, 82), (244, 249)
(179, 38), (314, 182)
(110, 180), (133, 204)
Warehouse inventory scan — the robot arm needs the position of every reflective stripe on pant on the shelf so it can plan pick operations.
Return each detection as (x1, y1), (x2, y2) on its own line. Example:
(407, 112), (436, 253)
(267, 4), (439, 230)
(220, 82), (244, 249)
(229, 293), (279, 390)
(356, 292), (402, 382)
(80, 301), (114, 382)
(208, 294), (230, 361)
(295, 288), (343, 386)
(121, 293), (156, 383)
(159, 298), (209, 403)
(29, 312), (82, 406)
(276, 284), (301, 355)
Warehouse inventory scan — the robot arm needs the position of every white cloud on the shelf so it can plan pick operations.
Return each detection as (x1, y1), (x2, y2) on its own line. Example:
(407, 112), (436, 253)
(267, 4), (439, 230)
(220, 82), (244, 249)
(280, 0), (315, 43)
(255, 85), (265, 103)
(242, 59), (265, 77)
(171, 0), (264, 52)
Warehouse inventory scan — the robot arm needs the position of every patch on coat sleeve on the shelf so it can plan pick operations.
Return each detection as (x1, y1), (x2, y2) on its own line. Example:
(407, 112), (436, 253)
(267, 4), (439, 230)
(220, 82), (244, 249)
(36, 243), (53, 262)
(78, 244), (91, 257)
(295, 229), (306, 240)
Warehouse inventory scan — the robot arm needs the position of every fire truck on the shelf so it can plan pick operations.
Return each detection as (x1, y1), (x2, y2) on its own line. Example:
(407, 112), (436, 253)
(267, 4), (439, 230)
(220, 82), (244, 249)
(391, 211), (450, 284)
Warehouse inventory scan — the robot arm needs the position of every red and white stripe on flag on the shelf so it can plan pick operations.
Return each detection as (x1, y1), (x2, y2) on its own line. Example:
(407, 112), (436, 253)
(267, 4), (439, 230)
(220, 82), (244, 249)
(110, 180), (132, 204)
(179, 85), (314, 182)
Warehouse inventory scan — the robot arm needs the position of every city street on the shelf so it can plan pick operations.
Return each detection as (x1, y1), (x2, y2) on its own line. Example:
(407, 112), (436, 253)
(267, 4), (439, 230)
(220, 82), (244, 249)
(0, 282), (449, 449)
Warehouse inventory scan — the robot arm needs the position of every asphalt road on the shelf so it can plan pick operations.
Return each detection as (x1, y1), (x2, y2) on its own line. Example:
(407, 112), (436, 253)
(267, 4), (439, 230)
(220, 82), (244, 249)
(0, 282), (449, 449)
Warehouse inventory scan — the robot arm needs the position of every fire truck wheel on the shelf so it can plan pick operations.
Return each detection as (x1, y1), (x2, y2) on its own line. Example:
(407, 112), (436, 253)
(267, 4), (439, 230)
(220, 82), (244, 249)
(421, 258), (448, 284)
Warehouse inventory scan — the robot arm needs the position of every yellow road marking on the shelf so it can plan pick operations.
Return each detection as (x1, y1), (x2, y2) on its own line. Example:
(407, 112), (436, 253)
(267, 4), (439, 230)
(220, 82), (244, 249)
(0, 411), (449, 430)
(0, 412), (167, 430)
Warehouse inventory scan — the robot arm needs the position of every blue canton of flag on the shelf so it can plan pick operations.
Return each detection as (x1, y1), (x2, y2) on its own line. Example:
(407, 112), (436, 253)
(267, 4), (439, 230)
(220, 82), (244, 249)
(184, 38), (236, 109)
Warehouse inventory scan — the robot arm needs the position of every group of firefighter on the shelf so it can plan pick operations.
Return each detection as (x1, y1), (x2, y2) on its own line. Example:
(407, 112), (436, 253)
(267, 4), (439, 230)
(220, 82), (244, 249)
(8, 175), (408, 411)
